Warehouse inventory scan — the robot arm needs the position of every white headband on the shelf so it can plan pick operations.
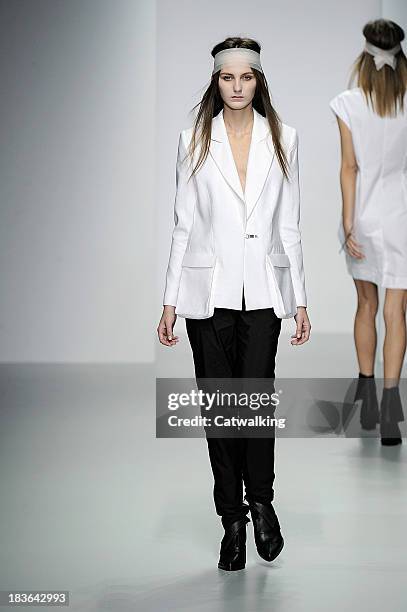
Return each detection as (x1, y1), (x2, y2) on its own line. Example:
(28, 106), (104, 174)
(364, 41), (402, 70)
(212, 48), (263, 75)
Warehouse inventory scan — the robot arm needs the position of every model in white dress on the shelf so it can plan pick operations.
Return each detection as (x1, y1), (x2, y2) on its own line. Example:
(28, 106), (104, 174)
(329, 17), (407, 446)
(329, 86), (407, 288)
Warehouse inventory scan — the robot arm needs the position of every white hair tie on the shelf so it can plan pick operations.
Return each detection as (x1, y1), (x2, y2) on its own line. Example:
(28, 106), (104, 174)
(212, 48), (263, 75)
(364, 41), (401, 70)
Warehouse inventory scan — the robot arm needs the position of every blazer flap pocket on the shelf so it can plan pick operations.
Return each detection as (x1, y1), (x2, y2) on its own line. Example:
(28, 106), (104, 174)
(182, 252), (216, 267)
(268, 252), (291, 267)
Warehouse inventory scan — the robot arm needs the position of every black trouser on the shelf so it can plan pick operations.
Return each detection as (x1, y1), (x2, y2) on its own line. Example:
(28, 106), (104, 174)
(185, 287), (282, 527)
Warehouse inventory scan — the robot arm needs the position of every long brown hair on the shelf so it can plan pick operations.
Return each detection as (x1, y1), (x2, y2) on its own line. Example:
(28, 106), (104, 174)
(185, 37), (289, 181)
(349, 19), (407, 117)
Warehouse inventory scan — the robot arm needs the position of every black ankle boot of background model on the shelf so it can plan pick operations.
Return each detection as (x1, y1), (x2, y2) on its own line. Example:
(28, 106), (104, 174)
(355, 373), (380, 430)
(380, 386), (404, 446)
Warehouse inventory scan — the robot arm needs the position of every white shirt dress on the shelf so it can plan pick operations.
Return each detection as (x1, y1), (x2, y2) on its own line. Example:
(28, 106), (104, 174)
(329, 87), (407, 288)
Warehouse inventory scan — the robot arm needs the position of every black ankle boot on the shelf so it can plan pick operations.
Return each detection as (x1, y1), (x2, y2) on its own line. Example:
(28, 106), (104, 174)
(354, 373), (380, 430)
(380, 386), (404, 446)
(246, 498), (284, 562)
(218, 516), (250, 571)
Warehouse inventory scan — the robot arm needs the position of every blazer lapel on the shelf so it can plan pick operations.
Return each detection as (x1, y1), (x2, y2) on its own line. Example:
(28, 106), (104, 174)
(209, 107), (275, 221)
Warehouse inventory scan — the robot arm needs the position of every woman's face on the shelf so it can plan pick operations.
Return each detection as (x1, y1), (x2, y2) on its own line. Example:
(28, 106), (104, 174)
(218, 63), (257, 110)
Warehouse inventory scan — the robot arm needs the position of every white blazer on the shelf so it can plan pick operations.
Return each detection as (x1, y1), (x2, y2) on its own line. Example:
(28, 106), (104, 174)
(163, 107), (307, 319)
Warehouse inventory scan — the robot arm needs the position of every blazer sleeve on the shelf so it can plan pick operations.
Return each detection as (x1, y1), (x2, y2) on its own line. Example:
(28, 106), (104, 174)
(279, 129), (307, 308)
(163, 131), (197, 307)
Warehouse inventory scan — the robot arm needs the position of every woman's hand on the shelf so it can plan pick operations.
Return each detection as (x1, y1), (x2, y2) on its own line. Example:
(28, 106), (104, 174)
(344, 229), (364, 259)
(291, 306), (311, 346)
(157, 306), (179, 347)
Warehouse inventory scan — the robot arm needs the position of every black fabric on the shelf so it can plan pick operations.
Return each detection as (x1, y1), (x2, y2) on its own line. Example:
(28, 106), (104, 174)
(185, 286), (282, 526)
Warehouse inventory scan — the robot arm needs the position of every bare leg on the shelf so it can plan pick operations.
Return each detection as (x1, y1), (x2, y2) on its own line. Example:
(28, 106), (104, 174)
(353, 279), (379, 375)
(382, 288), (407, 388)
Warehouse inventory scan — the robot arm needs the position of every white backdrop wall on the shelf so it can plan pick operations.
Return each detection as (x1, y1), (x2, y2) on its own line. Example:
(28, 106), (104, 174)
(0, 0), (156, 363)
(382, 0), (407, 27)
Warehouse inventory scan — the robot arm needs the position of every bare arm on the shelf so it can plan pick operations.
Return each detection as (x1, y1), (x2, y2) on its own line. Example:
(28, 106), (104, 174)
(336, 116), (364, 259)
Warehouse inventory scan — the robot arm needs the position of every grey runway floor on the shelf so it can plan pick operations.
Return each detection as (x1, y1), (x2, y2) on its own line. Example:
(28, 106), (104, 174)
(0, 331), (406, 611)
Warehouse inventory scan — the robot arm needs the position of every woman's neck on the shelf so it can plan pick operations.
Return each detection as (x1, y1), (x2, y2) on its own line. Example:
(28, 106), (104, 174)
(223, 105), (254, 136)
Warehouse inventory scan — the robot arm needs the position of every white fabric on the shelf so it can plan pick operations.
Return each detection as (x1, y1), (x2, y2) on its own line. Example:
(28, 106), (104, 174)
(329, 87), (407, 288)
(163, 108), (307, 319)
(212, 48), (262, 74)
(364, 41), (401, 70)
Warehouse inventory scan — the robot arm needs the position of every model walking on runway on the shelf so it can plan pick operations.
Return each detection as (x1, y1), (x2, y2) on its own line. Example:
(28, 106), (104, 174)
(330, 19), (407, 445)
(158, 37), (311, 570)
